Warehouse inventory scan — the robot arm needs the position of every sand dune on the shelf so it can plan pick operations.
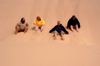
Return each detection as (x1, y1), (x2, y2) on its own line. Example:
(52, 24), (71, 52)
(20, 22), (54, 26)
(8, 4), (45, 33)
(0, 0), (100, 66)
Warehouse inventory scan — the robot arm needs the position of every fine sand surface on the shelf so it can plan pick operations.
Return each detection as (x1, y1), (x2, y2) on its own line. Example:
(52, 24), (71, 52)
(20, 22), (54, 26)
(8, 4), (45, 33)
(0, 0), (100, 66)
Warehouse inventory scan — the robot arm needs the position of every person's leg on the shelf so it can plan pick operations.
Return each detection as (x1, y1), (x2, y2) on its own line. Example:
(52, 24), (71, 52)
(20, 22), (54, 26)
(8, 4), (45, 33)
(24, 26), (28, 33)
(60, 31), (64, 40)
(54, 31), (58, 39)
(40, 26), (44, 32)
(35, 26), (38, 32)
(75, 25), (78, 32)
(70, 25), (74, 32)
(15, 26), (20, 34)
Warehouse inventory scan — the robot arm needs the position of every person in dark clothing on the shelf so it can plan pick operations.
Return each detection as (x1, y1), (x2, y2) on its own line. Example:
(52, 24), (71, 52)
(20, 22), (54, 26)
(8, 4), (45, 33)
(49, 21), (68, 40)
(67, 15), (81, 32)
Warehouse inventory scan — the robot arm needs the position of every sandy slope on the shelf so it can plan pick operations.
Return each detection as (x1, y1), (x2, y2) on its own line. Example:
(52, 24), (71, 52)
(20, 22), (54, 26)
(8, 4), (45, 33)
(0, 0), (100, 66)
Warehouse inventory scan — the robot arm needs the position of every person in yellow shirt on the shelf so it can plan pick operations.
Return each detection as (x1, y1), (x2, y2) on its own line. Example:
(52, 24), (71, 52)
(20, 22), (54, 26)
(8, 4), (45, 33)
(33, 16), (45, 32)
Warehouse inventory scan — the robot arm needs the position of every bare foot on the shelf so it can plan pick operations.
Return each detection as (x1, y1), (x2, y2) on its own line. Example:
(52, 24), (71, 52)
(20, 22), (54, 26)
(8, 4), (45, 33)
(24, 32), (26, 34)
(15, 32), (18, 35)
(40, 30), (43, 32)
(36, 30), (38, 33)
(54, 37), (57, 40)
(61, 37), (64, 40)
(71, 30), (74, 32)
(76, 30), (78, 32)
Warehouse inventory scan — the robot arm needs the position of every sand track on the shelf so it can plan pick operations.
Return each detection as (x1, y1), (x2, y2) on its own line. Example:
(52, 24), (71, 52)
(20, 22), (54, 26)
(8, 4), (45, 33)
(0, 0), (100, 66)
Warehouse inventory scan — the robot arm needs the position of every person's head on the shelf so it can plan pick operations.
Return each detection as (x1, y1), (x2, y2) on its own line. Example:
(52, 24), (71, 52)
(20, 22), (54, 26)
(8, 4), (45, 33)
(57, 21), (61, 26)
(72, 15), (76, 20)
(21, 17), (25, 23)
(37, 16), (41, 21)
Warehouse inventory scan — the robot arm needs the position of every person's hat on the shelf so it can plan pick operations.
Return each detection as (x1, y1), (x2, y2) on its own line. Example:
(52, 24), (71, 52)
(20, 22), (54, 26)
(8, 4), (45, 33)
(72, 15), (76, 18)
(57, 21), (60, 23)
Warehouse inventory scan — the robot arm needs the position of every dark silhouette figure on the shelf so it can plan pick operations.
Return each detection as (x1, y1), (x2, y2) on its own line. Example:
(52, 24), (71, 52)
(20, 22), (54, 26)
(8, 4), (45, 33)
(49, 21), (68, 40)
(67, 15), (81, 32)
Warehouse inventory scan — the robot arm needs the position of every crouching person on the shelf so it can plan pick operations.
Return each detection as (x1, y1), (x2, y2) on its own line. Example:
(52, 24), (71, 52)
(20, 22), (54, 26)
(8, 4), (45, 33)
(67, 15), (81, 32)
(15, 17), (28, 34)
(33, 16), (45, 32)
(49, 21), (69, 40)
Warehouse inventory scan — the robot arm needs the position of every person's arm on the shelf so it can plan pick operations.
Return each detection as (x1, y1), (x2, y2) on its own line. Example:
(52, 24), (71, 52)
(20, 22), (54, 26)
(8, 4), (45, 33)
(42, 20), (45, 26)
(67, 19), (71, 29)
(62, 25), (69, 34)
(15, 23), (20, 29)
(49, 26), (56, 33)
(76, 19), (81, 28)
(26, 23), (29, 26)
(41, 18), (45, 25)
(33, 20), (37, 25)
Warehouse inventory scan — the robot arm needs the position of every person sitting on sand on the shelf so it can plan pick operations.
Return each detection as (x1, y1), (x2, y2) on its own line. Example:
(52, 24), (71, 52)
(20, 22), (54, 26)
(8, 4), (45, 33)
(15, 17), (28, 34)
(49, 21), (69, 40)
(33, 16), (45, 32)
(67, 15), (81, 32)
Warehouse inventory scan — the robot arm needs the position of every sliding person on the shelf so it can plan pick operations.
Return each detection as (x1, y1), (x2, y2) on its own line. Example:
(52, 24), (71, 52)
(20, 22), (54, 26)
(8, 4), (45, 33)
(67, 15), (81, 32)
(15, 17), (28, 34)
(33, 16), (45, 32)
(49, 21), (68, 40)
